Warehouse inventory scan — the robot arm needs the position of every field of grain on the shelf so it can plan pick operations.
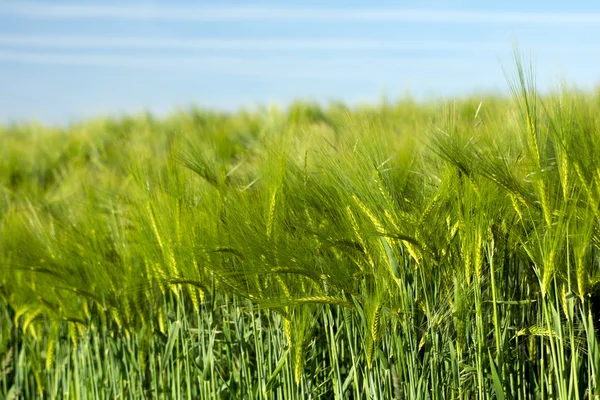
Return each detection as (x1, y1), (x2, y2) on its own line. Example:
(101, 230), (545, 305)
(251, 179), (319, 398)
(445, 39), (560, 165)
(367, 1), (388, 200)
(2, 66), (600, 399)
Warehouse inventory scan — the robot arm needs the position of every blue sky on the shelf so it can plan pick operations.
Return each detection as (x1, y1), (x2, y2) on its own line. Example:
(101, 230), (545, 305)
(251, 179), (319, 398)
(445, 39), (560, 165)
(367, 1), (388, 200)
(1, 1), (600, 124)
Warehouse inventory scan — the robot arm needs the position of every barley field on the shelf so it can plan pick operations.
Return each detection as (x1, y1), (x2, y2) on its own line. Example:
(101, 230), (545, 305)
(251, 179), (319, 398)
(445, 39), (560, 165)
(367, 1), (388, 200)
(2, 64), (600, 399)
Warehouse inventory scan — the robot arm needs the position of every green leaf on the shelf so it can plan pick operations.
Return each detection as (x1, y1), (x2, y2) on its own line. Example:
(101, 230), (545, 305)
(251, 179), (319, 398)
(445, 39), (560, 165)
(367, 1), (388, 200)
(488, 350), (505, 400)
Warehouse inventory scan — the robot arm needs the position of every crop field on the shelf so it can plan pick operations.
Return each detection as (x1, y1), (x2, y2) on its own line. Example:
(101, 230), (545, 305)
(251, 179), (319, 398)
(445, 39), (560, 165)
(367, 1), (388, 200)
(2, 64), (600, 399)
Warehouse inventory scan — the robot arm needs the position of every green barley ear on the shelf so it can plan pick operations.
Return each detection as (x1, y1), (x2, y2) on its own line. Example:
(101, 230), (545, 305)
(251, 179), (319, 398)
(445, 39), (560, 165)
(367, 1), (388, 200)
(371, 303), (382, 342)
(403, 241), (422, 266)
(363, 298), (384, 369)
(111, 306), (123, 329)
(283, 316), (292, 344)
(187, 286), (200, 313)
(352, 194), (384, 233)
(266, 187), (278, 238)
(558, 148), (569, 201)
(122, 296), (132, 330)
(45, 338), (55, 372)
(474, 230), (483, 281)
(541, 250), (556, 297)
(68, 321), (78, 348)
(291, 313), (306, 385)
(146, 201), (164, 253)
(82, 300), (90, 320)
(22, 307), (42, 338)
(463, 244), (472, 286)
(293, 338), (305, 385)
(45, 323), (59, 372)
(509, 193), (524, 221)
(157, 307), (166, 334)
(420, 193), (442, 225)
(345, 205), (375, 271)
(287, 305), (317, 385)
(418, 332), (428, 352)
(516, 325), (558, 339)
(353, 194), (404, 280)
(560, 285), (570, 322)
(576, 250), (587, 300)
(294, 296), (352, 307)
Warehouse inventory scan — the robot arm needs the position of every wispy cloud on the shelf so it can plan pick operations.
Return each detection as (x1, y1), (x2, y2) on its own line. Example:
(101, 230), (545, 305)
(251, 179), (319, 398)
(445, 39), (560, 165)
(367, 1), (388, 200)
(0, 50), (479, 79)
(0, 35), (511, 52)
(1, 35), (595, 55)
(0, 50), (238, 68)
(2, 3), (600, 24)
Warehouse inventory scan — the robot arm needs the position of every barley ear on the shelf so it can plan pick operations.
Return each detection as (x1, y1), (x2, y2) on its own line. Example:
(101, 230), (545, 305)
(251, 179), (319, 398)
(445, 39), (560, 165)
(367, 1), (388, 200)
(371, 303), (382, 342)
(45, 324), (59, 372)
(293, 332), (305, 385)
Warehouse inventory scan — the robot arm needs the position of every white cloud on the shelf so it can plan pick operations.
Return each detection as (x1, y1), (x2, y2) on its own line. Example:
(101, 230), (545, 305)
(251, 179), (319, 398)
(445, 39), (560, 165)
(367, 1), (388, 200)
(0, 50), (480, 78)
(2, 3), (600, 24)
(0, 49), (492, 82)
(0, 35), (510, 51)
(1, 35), (596, 55)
